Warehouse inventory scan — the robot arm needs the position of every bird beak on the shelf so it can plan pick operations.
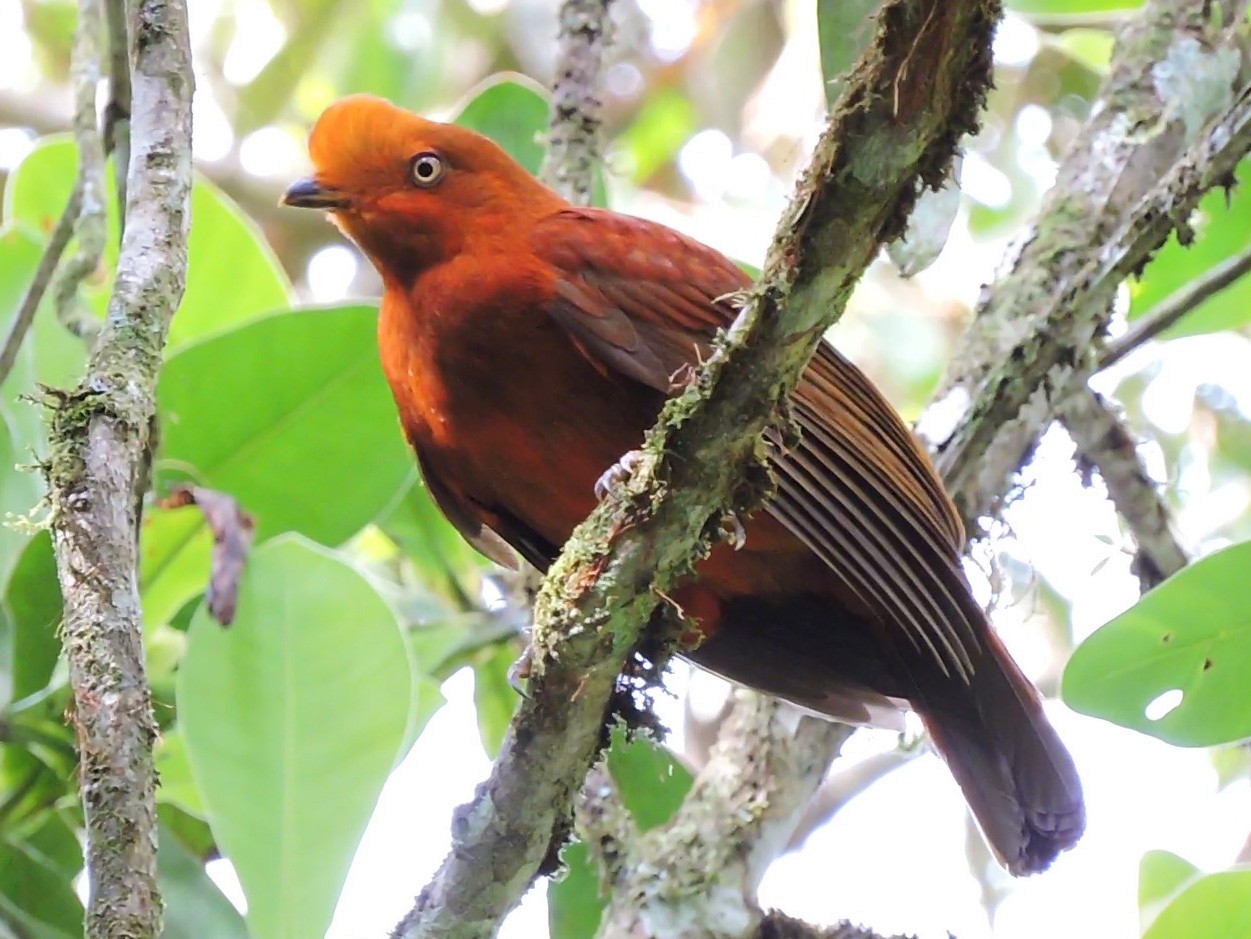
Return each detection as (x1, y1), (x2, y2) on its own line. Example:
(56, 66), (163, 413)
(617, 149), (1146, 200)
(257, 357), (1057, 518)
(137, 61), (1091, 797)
(281, 177), (348, 210)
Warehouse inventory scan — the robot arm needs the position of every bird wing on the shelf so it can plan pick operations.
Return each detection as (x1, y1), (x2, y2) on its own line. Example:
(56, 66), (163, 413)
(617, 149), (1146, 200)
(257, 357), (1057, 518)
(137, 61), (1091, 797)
(534, 207), (980, 682)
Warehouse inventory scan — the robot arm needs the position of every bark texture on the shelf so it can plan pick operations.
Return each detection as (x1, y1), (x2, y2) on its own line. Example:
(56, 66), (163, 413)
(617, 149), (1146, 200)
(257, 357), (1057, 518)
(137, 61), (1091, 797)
(45, 1), (194, 936)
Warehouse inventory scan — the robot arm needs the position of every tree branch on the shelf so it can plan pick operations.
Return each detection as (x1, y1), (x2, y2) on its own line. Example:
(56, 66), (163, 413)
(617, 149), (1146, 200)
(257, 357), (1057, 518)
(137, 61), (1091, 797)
(45, 0), (194, 935)
(589, 4), (1251, 935)
(51, 0), (107, 343)
(1060, 389), (1187, 589)
(930, 0), (1251, 532)
(391, 3), (998, 937)
(594, 696), (854, 939)
(540, 0), (615, 204)
(0, 187), (81, 386)
(1099, 243), (1251, 369)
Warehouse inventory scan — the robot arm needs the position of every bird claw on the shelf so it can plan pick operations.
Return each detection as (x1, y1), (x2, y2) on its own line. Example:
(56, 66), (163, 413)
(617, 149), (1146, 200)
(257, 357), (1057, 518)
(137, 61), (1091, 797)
(720, 510), (746, 550)
(594, 449), (644, 501)
(508, 645), (534, 698)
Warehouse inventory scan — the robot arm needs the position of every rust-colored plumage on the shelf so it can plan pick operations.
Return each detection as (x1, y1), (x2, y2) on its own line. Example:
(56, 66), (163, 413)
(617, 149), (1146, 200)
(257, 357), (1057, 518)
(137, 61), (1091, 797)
(285, 95), (1084, 874)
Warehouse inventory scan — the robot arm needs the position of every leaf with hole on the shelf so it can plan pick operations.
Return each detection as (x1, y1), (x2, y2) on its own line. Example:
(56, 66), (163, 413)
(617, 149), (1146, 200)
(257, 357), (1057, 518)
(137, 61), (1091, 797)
(1062, 541), (1251, 746)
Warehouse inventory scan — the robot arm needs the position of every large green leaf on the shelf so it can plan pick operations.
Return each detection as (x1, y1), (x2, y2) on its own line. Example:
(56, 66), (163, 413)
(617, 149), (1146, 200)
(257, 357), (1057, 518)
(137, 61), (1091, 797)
(1063, 541), (1251, 746)
(3, 531), (62, 705)
(1140, 850), (1202, 934)
(1129, 159), (1251, 336)
(178, 536), (412, 939)
(4, 136), (291, 350)
(159, 821), (249, 939)
(157, 304), (412, 545)
(1143, 868), (1251, 939)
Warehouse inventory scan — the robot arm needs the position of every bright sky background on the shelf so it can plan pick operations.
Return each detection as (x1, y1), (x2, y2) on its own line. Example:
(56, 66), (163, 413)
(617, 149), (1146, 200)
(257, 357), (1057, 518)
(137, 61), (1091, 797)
(7, 0), (1250, 935)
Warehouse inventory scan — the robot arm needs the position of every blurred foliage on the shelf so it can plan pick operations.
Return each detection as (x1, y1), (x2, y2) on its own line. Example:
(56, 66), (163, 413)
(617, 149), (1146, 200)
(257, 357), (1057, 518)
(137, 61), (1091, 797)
(1, 0), (1251, 937)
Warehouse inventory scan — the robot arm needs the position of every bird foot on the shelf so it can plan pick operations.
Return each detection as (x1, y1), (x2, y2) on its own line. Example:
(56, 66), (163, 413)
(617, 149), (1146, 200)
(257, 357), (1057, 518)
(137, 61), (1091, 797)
(508, 645), (533, 698)
(719, 510), (746, 550)
(594, 449), (644, 501)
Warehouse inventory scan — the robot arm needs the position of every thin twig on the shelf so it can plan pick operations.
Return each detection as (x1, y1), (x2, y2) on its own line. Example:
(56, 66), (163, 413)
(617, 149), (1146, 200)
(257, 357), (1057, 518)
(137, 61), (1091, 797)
(1100, 244), (1251, 369)
(0, 188), (82, 386)
(51, 0), (107, 344)
(540, 0), (615, 205)
(1060, 389), (1187, 589)
(103, 0), (131, 225)
(932, 0), (1251, 531)
(46, 0), (194, 934)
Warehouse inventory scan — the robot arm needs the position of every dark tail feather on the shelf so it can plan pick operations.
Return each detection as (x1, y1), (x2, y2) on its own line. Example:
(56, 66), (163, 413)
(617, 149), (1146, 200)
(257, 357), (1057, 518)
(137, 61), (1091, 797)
(919, 625), (1084, 875)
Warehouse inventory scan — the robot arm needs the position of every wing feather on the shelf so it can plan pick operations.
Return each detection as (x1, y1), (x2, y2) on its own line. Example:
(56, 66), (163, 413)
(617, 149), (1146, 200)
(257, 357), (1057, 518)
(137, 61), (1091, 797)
(533, 207), (980, 680)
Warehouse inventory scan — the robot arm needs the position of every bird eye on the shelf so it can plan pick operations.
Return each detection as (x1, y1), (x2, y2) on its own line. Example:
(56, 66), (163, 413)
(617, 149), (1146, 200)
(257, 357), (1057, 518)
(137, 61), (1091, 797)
(409, 152), (445, 188)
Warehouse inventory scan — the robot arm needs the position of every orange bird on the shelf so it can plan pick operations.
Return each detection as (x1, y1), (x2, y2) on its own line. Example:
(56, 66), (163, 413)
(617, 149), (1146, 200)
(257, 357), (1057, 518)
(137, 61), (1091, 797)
(284, 95), (1083, 874)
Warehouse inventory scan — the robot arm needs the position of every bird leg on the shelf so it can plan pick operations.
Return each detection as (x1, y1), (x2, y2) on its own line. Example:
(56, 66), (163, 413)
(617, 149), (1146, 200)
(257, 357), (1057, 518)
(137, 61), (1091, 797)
(719, 510), (746, 550)
(594, 449), (644, 501)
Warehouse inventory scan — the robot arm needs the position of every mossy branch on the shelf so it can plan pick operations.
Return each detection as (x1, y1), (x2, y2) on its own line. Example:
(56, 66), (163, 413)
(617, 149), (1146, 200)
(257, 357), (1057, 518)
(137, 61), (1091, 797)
(45, 1), (194, 936)
(392, 3), (1000, 937)
(930, 0), (1251, 533)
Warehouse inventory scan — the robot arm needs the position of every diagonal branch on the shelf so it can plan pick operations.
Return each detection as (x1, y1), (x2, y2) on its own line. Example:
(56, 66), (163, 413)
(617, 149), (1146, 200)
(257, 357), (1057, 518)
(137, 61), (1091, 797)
(391, 3), (999, 937)
(45, 0), (194, 935)
(931, 0), (1251, 532)
(1060, 389), (1187, 590)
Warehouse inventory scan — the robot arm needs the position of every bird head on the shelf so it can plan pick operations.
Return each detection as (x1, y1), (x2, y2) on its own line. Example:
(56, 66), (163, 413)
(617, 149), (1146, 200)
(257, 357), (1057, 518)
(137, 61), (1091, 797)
(284, 94), (562, 278)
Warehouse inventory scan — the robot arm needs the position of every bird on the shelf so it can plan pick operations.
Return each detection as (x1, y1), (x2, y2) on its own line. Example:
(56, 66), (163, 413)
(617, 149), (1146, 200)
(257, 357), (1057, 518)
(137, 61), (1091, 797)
(283, 94), (1084, 875)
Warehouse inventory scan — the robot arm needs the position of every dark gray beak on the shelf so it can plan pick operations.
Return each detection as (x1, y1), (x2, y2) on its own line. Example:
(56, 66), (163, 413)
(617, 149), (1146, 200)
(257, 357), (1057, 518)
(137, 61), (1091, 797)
(281, 177), (348, 209)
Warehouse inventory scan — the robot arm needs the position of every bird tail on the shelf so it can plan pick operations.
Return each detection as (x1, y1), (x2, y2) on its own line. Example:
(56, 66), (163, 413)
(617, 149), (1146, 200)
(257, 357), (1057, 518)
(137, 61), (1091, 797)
(917, 622), (1084, 876)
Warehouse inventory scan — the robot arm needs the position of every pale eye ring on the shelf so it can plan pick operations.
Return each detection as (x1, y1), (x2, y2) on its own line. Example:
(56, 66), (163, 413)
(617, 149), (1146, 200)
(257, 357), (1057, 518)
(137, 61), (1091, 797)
(409, 152), (445, 188)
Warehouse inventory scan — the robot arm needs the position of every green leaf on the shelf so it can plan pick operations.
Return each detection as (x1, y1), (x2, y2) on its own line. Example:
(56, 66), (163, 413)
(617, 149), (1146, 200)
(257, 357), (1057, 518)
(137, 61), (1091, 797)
(157, 304), (412, 545)
(4, 137), (291, 351)
(155, 728), (206, 818)
(605, 727), (693, 831)
(177, 536), (412, 939)
(0, 413), (42, 593)
(1140, 850), (1202, 933)
(453, 74), (551, 176)
(816, 0), (880, 107)
(454, 74), (608, 207)
(3, 531), (62, 704)
(1143, 868), (1251, 939)
(140, 505), (213, 629)
(1129, 159), (1251, 336)
(1063, 541), (1251, 746)
(159, 820), (248, 939)
(378, 475), (486, 605)
(548, 840), (607, 939)
(1007, 0), (1142, 12)
(0, 224), (58, 451)
(0, 826), (82, 939)
(473, 641), (519, 759)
